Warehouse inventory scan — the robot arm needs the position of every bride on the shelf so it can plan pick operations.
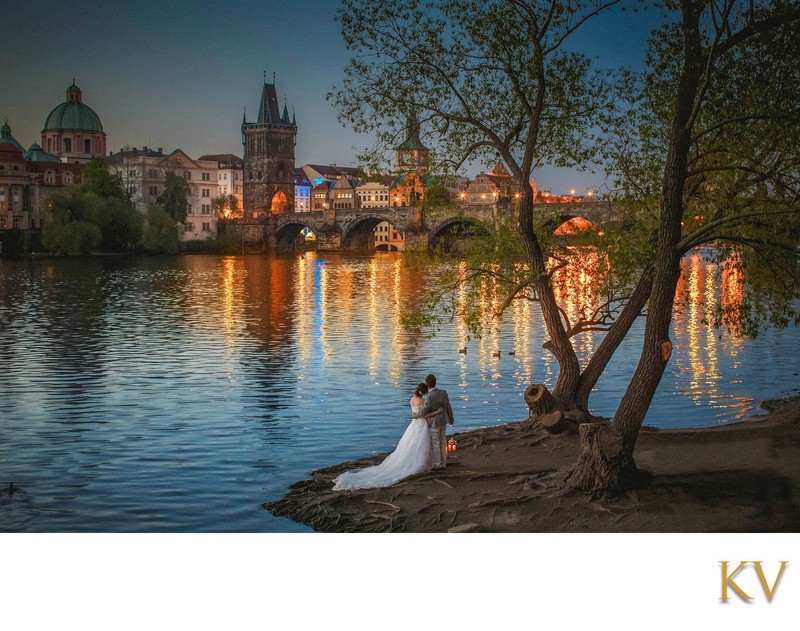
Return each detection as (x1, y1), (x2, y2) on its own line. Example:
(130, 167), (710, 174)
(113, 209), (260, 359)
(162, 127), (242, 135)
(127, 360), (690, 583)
(332, 383), (441, 491)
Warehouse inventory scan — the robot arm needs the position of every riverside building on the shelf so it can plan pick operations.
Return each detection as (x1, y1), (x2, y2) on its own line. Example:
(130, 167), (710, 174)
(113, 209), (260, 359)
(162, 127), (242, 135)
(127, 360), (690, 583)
(108, 147), (220, 240)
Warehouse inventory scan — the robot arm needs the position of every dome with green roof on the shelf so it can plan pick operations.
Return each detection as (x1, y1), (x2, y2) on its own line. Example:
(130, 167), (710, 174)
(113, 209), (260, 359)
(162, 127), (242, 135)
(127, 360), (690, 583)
(42, 82), (104, 133)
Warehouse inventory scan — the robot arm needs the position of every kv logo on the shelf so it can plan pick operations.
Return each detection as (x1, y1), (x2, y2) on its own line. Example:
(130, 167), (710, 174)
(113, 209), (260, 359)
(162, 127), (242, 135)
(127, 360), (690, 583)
(720, 561), (788, 602)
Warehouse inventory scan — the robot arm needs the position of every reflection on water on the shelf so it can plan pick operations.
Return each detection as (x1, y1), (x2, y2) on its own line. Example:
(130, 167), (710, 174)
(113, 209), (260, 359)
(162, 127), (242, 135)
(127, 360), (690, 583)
(0, 250), (797, 532)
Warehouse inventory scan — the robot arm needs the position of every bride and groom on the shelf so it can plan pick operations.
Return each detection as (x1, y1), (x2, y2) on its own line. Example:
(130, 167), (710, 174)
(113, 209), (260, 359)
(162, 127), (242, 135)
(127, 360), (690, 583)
(332, 374), (455, 491)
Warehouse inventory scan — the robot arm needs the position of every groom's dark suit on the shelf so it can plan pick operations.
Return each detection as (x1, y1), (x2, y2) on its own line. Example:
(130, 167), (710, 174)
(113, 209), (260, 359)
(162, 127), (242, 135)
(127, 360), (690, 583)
(423, 387), (454, 468)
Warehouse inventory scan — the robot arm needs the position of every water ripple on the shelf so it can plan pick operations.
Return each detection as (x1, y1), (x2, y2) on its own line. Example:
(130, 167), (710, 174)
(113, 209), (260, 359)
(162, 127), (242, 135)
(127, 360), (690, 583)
(1, 253), (798, 531)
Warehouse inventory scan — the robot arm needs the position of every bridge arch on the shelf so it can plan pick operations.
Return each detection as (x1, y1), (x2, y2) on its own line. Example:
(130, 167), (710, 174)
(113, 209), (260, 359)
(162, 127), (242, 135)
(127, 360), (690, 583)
(428, 216), (491, 252)
(547, 214), (603, 240)
(341, 214), (403, 251)
(275, 220), (316, 251)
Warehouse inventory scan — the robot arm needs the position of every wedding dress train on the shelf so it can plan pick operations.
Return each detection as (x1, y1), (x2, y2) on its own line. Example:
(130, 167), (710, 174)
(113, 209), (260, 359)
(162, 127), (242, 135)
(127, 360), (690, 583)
(332, 406), (433, 491)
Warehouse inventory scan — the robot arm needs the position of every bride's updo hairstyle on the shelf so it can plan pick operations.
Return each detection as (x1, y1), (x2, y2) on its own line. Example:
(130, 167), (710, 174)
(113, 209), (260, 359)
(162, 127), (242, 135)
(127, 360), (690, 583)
(415, 383), (428, 397)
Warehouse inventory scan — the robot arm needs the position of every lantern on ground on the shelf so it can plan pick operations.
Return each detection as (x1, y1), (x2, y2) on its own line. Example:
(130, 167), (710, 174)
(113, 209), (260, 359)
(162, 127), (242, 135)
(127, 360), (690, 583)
(447, 438), (458, 453)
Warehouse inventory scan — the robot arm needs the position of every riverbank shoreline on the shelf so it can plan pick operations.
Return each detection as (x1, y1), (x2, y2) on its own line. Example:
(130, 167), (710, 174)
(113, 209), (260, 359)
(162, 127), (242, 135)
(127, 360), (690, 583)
(265, 396), (800, 532)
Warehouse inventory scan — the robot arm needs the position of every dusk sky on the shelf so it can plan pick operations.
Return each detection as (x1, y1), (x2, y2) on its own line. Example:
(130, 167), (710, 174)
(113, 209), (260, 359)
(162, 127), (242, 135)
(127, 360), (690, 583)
(2, 0), (662, 194)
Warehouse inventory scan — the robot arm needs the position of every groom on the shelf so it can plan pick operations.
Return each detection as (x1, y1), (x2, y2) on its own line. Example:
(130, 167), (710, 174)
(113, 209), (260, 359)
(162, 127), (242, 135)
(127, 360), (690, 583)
(422, 373), (454, 470)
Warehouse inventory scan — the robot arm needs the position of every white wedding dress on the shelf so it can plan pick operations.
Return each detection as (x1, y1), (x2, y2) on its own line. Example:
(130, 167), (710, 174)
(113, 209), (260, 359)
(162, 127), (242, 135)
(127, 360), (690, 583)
(332, 405), (434, 491)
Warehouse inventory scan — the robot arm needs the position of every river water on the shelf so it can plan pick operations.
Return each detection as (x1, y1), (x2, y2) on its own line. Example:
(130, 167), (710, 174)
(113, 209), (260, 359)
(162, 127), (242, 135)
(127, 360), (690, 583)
(0, 252), (798, 532)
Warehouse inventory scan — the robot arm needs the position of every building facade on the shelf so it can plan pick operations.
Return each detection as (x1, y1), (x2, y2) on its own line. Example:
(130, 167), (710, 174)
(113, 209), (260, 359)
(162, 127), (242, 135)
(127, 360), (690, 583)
(459, 163), (521, 205)
(294, 168), (311, 212)
(356, 176), (392, 208)
(241, 80), (297, 218)
(373, 222), (404, 251)
(108, 147), (219, 240)
(0, 123), (34, 230)
(199, 154), (244, 218)
(1, 121), (82, 231)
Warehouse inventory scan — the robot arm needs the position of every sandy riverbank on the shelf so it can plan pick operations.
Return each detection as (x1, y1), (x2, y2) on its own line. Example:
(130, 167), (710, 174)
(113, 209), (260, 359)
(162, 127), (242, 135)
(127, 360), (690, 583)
(264, 397), (800, 532)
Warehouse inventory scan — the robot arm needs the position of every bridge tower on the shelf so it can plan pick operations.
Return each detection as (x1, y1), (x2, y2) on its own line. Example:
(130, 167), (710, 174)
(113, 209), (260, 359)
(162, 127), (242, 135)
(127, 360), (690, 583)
(241, 75), (297, 219)
(392, 110), (430, 209)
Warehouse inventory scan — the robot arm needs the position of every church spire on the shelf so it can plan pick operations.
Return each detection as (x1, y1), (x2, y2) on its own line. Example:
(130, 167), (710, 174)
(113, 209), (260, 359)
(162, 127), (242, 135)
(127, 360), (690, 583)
(281, 97), (290, 124)
(395, 109), (429, 151)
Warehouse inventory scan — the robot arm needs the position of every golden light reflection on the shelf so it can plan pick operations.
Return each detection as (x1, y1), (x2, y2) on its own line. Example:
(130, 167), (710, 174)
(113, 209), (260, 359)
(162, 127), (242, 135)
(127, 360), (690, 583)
(220, 257), (240, 376)
(511, 285), (534, 384)
(703, 259), (720, 390)
(455, 261), (470, 391)
(721, 254), (745, 338)
(296, 254), (312, 365)
(549, 248), (603, 359)
(210, 243), (750, 422)
(368, 257), (381, 378)
(389, 257), (403, 383)
(685, 254), (703, 393)
(672, 249), (746, 413)
(319, 259), (333, 360)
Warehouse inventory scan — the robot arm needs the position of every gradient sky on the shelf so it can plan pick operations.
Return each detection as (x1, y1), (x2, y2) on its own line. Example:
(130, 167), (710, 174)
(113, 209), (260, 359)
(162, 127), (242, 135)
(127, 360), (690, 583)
(1, 0), (662, 194)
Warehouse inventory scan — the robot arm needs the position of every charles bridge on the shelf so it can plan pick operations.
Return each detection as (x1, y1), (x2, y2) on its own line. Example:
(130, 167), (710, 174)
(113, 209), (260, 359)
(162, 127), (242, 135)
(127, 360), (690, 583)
(233, 200), (619, 251)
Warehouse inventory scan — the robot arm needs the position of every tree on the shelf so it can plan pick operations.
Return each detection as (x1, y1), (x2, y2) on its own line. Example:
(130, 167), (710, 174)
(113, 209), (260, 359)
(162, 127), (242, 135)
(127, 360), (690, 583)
(77, 158), (144, 251)
(421, 177), (454, 211)
(42, 188), (103, 255)
(41, 158), (144, 254)
(157, 171), (191, 223)
(330, 0), (624, 410)
(94, 197), (144, 252)
(106, 147), (147, 204)
(80, 157), (127, 200)
(333, 0), (800, 494)
(142, 203), (180, 253)
(212, 194), (241, 219)
(567, 0), (800, 491)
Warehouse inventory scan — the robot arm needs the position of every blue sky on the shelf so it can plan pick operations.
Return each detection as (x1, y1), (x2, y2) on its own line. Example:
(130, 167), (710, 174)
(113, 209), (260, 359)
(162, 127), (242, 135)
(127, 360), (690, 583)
(1, 0), (662, 194)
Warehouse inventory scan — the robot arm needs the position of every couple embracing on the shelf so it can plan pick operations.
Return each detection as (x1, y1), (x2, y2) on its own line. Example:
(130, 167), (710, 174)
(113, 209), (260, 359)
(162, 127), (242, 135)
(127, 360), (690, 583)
(332, 374), (455, 491)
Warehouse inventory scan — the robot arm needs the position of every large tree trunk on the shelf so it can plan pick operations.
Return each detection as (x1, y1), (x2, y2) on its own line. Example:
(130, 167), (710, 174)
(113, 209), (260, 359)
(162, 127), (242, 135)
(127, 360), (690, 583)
(568, 1), (705, 492)
(575, 270), (653, 409)
(564, 423), (626, 493)
(517, 188), (581, 406)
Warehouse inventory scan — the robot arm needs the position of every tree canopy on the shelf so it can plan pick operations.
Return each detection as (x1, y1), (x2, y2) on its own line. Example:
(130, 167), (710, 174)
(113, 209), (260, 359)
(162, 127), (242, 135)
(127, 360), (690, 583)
(332, 0), (800, 492)
(332, 0), (628, 407)
(157, 171), (191, 223)
(80, 157), (128, 201)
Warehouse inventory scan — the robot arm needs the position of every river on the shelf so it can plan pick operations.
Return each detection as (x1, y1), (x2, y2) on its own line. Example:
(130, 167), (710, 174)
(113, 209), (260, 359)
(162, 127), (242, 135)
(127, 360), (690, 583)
(0, 251), (798, 531)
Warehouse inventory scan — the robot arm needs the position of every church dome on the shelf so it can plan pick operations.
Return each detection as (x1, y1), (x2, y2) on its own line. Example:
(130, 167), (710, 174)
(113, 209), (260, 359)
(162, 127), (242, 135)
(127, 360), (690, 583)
(42, 82), (104, 133)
